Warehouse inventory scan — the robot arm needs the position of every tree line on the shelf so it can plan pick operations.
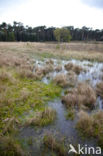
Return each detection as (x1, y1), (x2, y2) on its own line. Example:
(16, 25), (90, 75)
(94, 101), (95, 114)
(0, 21), (103, 42)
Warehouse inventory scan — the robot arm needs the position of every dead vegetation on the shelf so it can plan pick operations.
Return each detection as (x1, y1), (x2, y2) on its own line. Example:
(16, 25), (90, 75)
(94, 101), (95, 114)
(76, 110), (103, 147)
(65, 63), (83, 74)
(0, 70), (16, 84)
(0, 135), (27, 156)
(55, 65), (62, 72)
(53, 72), (77, 88)
(43, 133), (67, 156)
(67, 71), (77, 87)
(96, 82), (103, 98)
(62, 83), (96, 109)
(45, 59), (54, 65)
(53, 74), (69, 87)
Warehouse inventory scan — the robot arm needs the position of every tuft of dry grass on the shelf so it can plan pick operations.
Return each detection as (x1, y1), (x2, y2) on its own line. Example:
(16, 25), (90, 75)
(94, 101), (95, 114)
(96, 82), (103, 98)
(55, 65), (62, 72)
(46, 59), (54, 65)
(53, 72), (77, 88)
(43, 64), (54, 74)
(25, 107), (56, 126)
(62, 83), (96, 109)
(65, 63), (83, 74)
(0, 70), (16, 84)
(76, 111), (93, 136)
(76, 110), (103, 147)
(43, 133), (67, 156)
(67, 70), (77, 87)
(35, 64), (54, 77)
(18, 69), (41, 80)
(53, 74), (69, 88)
(0, 136), (27, 156)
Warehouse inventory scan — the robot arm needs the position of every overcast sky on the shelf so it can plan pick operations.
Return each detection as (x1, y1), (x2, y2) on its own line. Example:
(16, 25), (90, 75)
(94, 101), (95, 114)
(0, 0), (103, 29)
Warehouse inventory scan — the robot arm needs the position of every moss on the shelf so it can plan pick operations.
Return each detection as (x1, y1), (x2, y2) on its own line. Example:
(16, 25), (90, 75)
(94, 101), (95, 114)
(0, 68), (61, 133)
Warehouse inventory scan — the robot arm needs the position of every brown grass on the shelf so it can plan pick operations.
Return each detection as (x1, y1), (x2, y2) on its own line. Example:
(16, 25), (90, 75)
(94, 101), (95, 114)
(0, 70), (16, 84)
(67, 71), (77, 86)
(46, 59), (54, 65)
(43, 133), (67, 156)
(76, 110), (103, 147)
(62, 83), (96, 109)
(0, 136), (26, 156)
(0, 42), (103, 64)
(53, 74), (69, 87)
(65, 63), (83, 74)
(76, 111), (93, 136)
(55, 65), (62, 72)
(96, 82), (103, 98)
(53, 72), (77, 88)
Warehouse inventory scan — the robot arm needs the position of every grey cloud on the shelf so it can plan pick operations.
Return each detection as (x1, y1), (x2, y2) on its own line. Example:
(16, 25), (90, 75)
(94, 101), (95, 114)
(81, 0), (103, 9)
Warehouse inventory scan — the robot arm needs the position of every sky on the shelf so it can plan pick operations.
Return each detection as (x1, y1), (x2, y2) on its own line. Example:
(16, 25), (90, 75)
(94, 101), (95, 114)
(0, 0), (103, 29)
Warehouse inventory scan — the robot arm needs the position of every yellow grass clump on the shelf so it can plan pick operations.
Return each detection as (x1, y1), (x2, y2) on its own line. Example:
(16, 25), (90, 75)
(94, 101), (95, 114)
(76, 110), (103, 147)
(65, 63), (83, 74)
(43, 133), (67, 156)
(62, 83), (96, 109)
(53, 74), (69, 87)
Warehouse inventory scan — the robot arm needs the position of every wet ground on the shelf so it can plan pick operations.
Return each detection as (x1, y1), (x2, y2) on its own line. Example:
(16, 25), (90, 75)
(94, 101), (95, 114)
(19, 59), (103, 156)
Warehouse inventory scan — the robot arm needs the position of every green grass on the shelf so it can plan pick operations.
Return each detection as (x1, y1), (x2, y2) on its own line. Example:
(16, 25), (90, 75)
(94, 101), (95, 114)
(65, 109), (75, 120)
(0, 68), (61, 134)
(24, 107), (56, 127)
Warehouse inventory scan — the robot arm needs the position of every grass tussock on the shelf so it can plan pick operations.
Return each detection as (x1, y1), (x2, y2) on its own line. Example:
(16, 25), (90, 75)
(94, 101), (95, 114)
(53, 74), (69, 87)
(53, 73), (77, 88)
(62, 83), (96, 109)
(67, 71), (77, 87)
(34, 64), (54, 78)
(46, 59), (54, 65)
(96, 82), (103, 98)
(43, 134), (67, 156)
(0, 136), (27, 156)
(55, 65), (62, 72)
(76, 110), (103, 148)
(25, 107), (56, 126)
(18, 69), (37, 79)
(65, 63), (83, 74)
(0, 70), (16, 84)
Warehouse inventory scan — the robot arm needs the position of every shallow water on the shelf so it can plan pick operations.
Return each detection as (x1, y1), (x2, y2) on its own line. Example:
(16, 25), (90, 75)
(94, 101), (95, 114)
(19, 59), (103, 155)
(34, 58), (103, 87)
(19, 99), (98, 156)
(34, 58), (103, 109)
